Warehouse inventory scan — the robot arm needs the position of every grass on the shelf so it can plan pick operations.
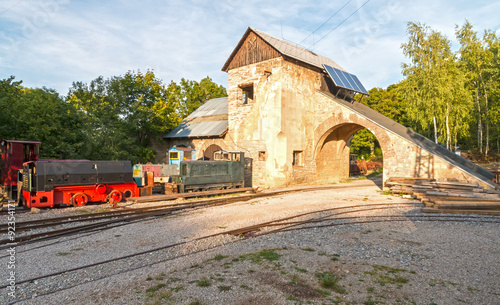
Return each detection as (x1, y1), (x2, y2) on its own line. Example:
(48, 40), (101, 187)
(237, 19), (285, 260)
(155, 273), (166, 281)
(145, 283), (166, 293)
(294, 266), (308, 273)
(364, 265), (410, 287)
(366, 167), (383, 178)
(301, 247), (316, 252)
(286, 295), (301, 301)
(288, 274), (301, 285)
(196, 277), (211, 287)
(240, 284), (253, 291)
(218, 285), (232, 292)
(364, 295), (381, 305)
(315, 272), (346, 294)
(56, 252), (71, 256)
(239, 249), (282, 263)
(209, 254), (228, 261)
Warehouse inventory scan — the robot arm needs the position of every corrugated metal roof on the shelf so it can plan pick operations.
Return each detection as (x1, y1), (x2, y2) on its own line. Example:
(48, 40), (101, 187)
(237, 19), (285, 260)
(222, 27), (344, 72)
(164, 97), (228, 139)
(186, 97), (228, 118)
(251, 28), (344, 71)
(165, 120), (228, 138)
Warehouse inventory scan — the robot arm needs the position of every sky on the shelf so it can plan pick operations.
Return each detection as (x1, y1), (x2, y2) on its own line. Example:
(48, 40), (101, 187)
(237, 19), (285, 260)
(1, 0), (499, 96)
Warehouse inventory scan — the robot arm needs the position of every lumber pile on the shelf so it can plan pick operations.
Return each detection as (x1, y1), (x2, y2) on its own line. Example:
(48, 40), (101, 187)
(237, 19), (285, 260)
(385, 177), (500, 216)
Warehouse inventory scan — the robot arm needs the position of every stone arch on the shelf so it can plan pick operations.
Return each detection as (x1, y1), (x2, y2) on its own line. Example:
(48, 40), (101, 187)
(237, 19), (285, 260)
(203, 144), (222, 160)
(197, 140), (228, 160)
(314, 114), (392, 184)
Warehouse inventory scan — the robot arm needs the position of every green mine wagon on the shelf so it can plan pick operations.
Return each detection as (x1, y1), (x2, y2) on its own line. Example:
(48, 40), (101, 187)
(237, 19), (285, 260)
(171, 150), (245, 192)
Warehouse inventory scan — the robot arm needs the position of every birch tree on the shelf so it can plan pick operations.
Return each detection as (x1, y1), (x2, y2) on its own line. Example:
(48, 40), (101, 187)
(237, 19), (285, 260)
(456, 21), (496, 155)
(400, 22), (455, 145)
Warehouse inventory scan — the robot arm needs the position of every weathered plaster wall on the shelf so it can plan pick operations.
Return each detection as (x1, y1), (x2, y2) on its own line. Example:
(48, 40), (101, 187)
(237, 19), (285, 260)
(227, 57), (330, 188)
(227, 57), (284, 188)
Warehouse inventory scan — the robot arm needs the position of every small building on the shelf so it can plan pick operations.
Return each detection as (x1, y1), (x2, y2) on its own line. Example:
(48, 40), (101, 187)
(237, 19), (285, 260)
(167, 146), (196, 166)
(163, 97), (229, 161)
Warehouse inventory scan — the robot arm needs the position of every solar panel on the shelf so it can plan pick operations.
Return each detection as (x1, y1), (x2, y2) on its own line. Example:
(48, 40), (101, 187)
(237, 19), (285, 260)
(323, 64), (369, 95)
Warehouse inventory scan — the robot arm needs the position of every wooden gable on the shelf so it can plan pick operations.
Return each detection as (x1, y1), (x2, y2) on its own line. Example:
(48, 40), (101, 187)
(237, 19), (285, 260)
(223, 30), (281, 72)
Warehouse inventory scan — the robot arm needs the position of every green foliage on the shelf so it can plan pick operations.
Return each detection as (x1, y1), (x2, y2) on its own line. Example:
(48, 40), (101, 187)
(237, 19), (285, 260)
(240, 249), (282, 263)
(360, 86), (408, 125)
(0, 77), (86, 159)
(396, 21), (500, 156)
(66, 71), (226, 163)
(399, 22), (472, 149)
(315, 272), (346, 294)
(351, 86), (405, 160)
(196, 277), (211, 287)
(349, 129), (380, 160)
(1, 72), (226, 163)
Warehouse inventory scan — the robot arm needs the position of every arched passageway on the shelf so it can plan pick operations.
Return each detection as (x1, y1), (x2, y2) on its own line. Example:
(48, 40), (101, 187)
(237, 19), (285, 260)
(315, 122), (385, 185)
(203, 144), (222, 160)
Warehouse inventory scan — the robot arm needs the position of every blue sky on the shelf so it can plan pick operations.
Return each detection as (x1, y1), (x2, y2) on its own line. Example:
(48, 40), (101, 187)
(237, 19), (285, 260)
(1, 0), (499, 95)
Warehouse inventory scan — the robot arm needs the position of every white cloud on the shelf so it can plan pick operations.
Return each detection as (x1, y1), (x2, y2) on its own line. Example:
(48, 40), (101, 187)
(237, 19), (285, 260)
(0, 0), (498, 94)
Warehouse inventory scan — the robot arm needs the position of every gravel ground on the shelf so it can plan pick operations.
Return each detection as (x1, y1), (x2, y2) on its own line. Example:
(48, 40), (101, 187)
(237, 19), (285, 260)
(2, 177), (499, 305)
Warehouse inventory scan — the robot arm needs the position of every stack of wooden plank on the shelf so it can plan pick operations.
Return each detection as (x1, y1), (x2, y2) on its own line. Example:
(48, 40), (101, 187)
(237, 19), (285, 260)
(385, 177), (500, 216)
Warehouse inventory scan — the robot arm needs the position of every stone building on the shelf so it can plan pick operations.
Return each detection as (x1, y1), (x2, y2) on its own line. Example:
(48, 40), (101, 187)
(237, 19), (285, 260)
(163, 27), (496, 190)
(163, 96), (229, 161)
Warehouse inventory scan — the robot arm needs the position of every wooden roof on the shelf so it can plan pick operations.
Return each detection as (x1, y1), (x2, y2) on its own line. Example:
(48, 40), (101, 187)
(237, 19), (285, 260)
(222, 27), (345, 72)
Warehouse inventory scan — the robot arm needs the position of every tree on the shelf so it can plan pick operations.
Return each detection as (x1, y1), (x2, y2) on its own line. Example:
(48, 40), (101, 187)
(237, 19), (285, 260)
(67, 71), (227, 163)
(177, 77), (227, 118)
(456, 21), (500, 156)
(0, 76), (86, 159)
(0, 76), (23, 139)
(359, 85), (408, 126)
(400, 22), (472, 150)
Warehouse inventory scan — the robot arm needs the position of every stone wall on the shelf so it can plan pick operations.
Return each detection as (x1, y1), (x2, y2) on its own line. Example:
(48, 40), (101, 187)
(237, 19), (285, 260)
(312, 93), (495, 189)
(157, 137), (228, 162)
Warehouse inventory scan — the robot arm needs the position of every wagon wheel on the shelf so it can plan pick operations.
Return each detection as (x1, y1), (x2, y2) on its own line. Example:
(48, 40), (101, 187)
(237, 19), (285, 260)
(71, 193), (88, 207)
(123, 189), (133, 199)
(107, 190), (122, 207)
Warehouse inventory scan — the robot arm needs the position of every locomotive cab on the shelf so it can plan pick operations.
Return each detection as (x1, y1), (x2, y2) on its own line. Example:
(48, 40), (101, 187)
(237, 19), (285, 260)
(213, 151), (242, 162)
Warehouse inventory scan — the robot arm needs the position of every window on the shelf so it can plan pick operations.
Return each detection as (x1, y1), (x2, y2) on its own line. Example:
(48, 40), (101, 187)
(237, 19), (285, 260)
(169, 151), (179, 160)
(239, 83), (254, 105)
(259, 151), (266, 161)
(292, 151), (303, 166)
(183, 151), (192, 160)
(232, 153), (241, 161)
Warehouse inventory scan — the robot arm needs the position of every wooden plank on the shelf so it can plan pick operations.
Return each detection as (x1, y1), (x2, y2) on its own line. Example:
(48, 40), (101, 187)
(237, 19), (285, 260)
(128, 187), (255, 203)
(434, 204), (500, 210)
(386, 177), (435, 183)
(421, 181), (480, 188)
(424, 191), (500, 198)
(422, 207), (500, 216)
(433, 199), (500, 204)
(418, 183), (482, 191)
(423, 195), (500, 201)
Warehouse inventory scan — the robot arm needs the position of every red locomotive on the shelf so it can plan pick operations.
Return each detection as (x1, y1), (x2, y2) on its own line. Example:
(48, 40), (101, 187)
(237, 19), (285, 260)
(21, 160), (137, 208)
(1, 139), (137, 208)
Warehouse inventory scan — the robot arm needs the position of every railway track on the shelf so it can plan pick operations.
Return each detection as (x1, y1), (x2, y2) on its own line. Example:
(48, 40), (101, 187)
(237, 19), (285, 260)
(0, 183), (374, 248)
(2, 199), (499, 304)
